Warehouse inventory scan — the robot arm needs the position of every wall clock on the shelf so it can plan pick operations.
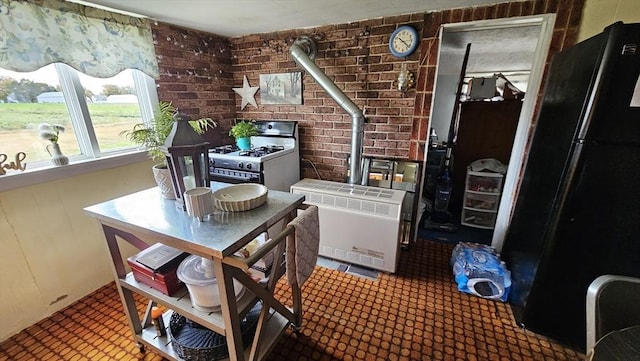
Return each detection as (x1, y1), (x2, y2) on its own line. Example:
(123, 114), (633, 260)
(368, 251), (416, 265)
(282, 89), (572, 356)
(389, 25), (419, 58)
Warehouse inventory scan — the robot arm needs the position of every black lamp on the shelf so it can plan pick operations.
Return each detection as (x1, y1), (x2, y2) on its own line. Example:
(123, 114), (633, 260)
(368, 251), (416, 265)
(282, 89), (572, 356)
(161, 112), (210, 210)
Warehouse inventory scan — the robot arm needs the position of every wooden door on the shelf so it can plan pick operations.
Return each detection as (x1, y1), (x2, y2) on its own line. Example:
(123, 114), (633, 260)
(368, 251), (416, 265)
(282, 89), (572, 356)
(450, 100), (522, 211)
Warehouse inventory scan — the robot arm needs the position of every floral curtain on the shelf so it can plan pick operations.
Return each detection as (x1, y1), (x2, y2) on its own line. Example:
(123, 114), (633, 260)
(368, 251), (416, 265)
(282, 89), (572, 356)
(0, 0), (159, 79)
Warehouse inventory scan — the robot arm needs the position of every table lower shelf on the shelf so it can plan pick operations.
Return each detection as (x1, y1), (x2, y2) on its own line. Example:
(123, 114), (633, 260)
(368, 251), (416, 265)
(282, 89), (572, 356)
(119, 272), (259, 335)
(137, 309), (290, 361)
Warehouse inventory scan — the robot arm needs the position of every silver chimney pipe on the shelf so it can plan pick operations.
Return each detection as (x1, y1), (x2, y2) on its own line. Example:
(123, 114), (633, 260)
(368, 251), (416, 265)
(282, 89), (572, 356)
(290, 36), (365, 185)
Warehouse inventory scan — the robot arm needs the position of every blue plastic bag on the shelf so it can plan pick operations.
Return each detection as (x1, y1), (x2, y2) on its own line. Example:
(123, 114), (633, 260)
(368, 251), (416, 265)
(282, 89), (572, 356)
(450, 242), (511, 302)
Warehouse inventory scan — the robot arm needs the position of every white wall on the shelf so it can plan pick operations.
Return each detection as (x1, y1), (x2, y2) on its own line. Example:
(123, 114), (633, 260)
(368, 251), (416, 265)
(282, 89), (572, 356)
(578, 0), (640, 42)
(0, 161), (156, 341)
(430, 74), (459, 145)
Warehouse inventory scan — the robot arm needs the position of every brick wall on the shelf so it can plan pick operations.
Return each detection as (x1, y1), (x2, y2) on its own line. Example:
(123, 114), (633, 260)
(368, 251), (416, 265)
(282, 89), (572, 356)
(152, 0), (585, 182)
(152, 23), (236, 145)
(229, 15), (423, 182)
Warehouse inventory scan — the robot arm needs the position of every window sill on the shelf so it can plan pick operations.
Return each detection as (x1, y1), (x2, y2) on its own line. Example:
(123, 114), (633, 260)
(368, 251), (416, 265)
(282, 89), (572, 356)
(0, 151), (152, 192)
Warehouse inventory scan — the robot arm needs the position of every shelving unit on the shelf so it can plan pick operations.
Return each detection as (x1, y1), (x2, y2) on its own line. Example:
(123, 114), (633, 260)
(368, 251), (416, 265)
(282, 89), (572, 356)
(461, 169), (504, 229)
(84, 185), (305, 361)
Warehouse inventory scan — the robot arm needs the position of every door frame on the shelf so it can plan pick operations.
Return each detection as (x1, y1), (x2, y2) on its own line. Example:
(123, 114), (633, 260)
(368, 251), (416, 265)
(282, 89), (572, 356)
(422, 14), (556, 251)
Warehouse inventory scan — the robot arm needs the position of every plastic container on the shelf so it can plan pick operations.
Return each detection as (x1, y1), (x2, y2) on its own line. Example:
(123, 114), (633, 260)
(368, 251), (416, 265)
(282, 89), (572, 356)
(466, 172), (503, 194)
(461, 208), (497, 229)
(464, 192), (499, 211)
(177, 255), (244, 311)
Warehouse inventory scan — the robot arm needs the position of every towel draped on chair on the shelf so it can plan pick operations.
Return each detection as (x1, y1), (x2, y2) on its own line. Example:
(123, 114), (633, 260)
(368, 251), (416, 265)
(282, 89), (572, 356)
(286, 205), (320, 287)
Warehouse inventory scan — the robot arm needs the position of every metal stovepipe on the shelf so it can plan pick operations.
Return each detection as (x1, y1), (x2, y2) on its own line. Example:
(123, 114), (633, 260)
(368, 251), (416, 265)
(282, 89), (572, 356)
(290, 36), (365, 185)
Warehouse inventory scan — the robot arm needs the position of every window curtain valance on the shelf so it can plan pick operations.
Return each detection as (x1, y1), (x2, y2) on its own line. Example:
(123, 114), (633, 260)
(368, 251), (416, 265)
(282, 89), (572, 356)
(0, 0), (159, 79)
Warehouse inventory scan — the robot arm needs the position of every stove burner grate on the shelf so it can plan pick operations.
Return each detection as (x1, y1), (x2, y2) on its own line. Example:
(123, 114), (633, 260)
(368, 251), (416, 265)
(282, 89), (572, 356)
(210, 145), (239, 154)
(239, 146), (285, 157)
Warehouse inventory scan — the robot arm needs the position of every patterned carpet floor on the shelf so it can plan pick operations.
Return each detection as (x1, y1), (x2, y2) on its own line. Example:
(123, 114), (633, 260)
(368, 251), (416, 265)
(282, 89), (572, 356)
(0, 239), (584, 361)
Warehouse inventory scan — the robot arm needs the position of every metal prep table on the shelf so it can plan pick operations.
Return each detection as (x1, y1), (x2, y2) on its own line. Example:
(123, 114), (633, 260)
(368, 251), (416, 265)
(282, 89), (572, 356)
(84, 182), (305, 361)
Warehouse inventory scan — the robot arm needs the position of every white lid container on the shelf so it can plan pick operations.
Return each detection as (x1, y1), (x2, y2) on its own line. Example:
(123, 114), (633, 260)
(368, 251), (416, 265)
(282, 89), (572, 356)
(177, 255), (244, 311)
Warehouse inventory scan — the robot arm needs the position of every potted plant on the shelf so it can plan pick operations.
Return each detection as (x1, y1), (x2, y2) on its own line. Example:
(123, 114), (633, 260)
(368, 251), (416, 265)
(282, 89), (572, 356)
(229, 119), (258, 150)
(121, 101), (216, 199)
(38, 123), (69, 166)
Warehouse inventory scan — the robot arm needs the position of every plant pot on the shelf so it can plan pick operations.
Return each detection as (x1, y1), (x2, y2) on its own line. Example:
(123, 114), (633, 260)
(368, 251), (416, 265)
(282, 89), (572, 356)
(46, 143), (69, 166)
(236, 137), (251, 150)
(152, 164), (176, 199)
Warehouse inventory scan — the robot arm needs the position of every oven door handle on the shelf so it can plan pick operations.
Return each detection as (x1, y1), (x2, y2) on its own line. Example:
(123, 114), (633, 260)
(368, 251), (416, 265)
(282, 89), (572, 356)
(210, 171), (262, 184)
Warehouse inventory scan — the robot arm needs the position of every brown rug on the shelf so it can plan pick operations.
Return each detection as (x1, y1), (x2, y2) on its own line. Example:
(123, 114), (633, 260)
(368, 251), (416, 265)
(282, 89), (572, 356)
(0, 239), (584, 360)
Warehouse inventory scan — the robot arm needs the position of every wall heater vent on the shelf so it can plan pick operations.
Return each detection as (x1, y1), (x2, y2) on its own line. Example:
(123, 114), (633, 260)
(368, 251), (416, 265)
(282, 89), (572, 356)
(291, 178), (406, 273)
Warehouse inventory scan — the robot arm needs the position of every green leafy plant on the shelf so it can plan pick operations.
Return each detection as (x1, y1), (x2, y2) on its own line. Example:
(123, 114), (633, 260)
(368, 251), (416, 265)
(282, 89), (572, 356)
(229, 119), (258, 140)
(121, 101), (216, 163)
(38, 123), (65, 144)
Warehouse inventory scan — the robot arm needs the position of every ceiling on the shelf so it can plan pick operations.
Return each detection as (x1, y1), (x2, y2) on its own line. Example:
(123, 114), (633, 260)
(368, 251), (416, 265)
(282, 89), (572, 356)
(75, 0), (540, 78)
(439, 24), (541, 76)
(76, 0), (520, 38)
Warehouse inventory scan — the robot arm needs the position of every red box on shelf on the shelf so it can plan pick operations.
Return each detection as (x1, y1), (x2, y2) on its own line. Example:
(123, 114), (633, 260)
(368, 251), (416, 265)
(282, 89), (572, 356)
(126, 243), (189, 296)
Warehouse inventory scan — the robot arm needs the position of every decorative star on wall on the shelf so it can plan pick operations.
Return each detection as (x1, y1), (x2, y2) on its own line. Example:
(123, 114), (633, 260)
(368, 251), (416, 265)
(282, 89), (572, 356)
(232, 75), (259, 110)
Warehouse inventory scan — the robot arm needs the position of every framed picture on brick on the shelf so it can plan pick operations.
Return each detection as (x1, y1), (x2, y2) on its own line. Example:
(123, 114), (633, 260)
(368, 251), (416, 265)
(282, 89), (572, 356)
(259, 72), (302, 105)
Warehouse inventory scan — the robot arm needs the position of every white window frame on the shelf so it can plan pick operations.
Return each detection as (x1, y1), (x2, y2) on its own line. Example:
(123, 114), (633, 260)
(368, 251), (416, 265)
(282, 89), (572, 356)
(0, 64), (159, 191)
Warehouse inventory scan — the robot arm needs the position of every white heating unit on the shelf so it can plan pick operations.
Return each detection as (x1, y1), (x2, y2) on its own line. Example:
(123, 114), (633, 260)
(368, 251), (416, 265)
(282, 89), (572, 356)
(290, 178), (406, 273)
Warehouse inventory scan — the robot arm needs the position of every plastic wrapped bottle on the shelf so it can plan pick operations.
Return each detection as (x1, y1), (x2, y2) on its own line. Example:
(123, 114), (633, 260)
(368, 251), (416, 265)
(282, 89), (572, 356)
(450, 243), (512, 302)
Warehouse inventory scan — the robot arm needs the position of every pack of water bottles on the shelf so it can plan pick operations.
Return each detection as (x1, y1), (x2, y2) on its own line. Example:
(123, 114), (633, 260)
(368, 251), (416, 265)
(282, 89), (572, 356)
(450, 242), (511, 302)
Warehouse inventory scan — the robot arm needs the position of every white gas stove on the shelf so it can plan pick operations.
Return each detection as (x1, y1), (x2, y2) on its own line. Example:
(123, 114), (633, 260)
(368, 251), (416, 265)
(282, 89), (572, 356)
(208, 121), (300, 192)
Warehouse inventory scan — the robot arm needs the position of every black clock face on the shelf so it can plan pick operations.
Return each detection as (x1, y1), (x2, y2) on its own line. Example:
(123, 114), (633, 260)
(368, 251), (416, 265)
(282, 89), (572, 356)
(389, 26), (418, 58)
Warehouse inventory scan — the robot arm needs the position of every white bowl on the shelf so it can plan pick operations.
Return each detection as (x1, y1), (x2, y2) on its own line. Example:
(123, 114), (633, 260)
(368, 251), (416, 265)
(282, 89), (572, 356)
(212, 184), (268, 212)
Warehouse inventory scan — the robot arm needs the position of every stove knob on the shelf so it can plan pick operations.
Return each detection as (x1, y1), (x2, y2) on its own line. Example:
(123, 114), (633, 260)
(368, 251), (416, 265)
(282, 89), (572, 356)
(246, 163), (252, 170)
(238, 162), (243, 169)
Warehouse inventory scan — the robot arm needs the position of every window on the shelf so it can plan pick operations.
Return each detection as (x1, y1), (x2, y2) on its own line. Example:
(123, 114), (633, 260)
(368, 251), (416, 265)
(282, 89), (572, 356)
(0, 63), (158, 169)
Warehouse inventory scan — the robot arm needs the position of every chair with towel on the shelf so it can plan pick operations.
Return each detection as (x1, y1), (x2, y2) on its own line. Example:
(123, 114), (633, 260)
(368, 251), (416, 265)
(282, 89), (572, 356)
(285, 205), (320, 328)
(225, 204), (320, 360)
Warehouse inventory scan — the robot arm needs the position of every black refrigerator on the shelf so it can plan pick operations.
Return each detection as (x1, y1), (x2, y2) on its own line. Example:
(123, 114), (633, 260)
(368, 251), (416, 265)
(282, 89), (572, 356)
(500, 22), (640, 351)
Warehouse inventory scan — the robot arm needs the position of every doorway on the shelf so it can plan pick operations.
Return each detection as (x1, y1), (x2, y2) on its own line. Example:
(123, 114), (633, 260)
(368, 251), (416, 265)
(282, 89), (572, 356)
(420, 15), (555, 250)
